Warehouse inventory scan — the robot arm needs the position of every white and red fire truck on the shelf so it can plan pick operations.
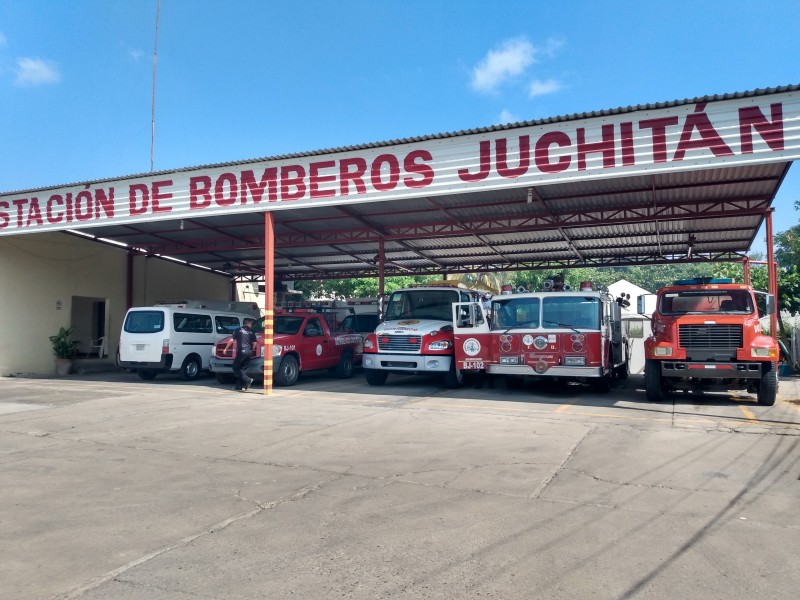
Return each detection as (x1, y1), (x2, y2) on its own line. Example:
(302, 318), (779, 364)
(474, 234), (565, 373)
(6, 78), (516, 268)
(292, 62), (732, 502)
(362, 282), (484, 388)
(452, 281), (630, 391)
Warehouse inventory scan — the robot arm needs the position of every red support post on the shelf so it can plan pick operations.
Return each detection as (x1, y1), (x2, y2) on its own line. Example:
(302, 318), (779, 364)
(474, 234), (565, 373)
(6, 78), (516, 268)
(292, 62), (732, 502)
(263, 212), (275, 395)
(765, 209), (778, 341)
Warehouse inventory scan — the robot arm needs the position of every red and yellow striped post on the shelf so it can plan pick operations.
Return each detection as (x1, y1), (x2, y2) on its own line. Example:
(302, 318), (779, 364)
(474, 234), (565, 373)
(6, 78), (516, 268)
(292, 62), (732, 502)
(263, 211), (275, 395)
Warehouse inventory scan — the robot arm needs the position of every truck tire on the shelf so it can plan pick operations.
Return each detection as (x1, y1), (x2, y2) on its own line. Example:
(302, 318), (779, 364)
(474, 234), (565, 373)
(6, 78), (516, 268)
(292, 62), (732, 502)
(334, 352), (354, 379)
(179, 356), (201, 381)
(757, 363), (777, 406)
(216, 373), (235, 385)
(444, 363), (463, 389)
(275, 355), (300, 386)
(364, 368), (388, 386)
(137, 369), (158, 380)
(644, 359), (665, 402)
(615, 360), (629, 380)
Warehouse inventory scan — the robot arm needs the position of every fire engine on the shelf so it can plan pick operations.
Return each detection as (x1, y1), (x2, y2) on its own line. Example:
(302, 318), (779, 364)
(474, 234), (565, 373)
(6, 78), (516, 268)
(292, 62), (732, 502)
(452, 280), (630, 391)
(643, 278), (778, 405)
(362, 282), (484, 388)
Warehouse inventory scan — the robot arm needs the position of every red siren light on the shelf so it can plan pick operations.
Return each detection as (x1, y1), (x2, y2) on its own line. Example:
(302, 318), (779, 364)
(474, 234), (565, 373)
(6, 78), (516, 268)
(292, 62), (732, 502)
(580, 281), (593, 291)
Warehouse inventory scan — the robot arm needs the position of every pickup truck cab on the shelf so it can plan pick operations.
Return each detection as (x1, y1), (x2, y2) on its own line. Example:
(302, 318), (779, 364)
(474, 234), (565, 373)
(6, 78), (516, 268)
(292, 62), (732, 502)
(209, 309), (363, 386)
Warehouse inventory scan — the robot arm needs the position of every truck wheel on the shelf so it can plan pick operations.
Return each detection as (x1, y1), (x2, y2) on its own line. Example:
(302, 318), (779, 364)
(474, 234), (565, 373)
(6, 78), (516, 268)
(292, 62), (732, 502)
(364, 368), (388, 386)
(179, 356), (201, 381)
(615, 361), (629, 380)
(137, 369), (158, 380)
(444, 363), (463, 389)
(334, 352), (354, 379)
(644, 360), (665, 402)
(275, 355), (300, 386)
(757, 363), (777, 406)
(216, 373), (235, 385)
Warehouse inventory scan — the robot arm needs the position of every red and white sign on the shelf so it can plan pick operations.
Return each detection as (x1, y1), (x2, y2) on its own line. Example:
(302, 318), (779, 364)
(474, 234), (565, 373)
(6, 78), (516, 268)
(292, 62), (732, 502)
(2, 92), (799, 235)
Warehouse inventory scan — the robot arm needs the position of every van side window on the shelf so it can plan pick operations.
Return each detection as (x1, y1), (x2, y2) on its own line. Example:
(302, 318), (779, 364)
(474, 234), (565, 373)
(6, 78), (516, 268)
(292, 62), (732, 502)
(216, 316), (240, 334)
(174, 312), (212, 334)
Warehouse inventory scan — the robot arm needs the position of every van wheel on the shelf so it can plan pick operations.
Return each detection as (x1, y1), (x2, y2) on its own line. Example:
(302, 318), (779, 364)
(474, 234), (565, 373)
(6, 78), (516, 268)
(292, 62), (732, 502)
(216, 373), (235, 385)
(334, 352), (354, 379)
(757, 363), (777, 406)
(276, 355), (300, 386)
(137, 369), (158, 380)
(179, 356), (201, 381)
(364, 369), (388, 386)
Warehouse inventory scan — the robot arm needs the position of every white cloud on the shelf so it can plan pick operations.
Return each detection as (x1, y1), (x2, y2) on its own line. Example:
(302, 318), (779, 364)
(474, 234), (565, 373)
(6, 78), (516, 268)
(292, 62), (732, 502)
(498, 109), (519, 124)
(14, 57), (61, 86)
(528, 79), (562, 97)
(0, 31), (7, 46)
(471, 38), (535, 93)
(129, 48), (144, 61)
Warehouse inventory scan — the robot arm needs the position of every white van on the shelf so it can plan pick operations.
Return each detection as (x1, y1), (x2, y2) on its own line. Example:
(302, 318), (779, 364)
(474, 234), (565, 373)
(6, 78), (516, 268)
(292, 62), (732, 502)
(118, 305), (254, 380)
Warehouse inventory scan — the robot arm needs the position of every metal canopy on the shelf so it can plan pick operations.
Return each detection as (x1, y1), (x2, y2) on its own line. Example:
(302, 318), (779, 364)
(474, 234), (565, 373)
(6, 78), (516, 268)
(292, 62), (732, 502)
(47, 85), (797, 281)
(73, 160), (790, 281)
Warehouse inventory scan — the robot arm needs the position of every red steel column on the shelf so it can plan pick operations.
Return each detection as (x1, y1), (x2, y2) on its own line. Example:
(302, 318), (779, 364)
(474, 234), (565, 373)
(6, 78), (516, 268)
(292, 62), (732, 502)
(765, 209), (777, 341)
(263, 211), (275, 395)
(742, 256), (750, 286)
(378, 239), (385, 297)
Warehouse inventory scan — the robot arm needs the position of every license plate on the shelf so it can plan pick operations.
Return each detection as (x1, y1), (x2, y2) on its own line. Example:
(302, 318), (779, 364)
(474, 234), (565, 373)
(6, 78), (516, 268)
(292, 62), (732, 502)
(135, 344), (145, 351)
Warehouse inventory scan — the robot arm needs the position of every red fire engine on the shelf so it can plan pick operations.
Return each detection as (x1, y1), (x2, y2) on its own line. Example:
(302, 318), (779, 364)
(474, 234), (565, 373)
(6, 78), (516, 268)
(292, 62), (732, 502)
(452, 280), (630, 391)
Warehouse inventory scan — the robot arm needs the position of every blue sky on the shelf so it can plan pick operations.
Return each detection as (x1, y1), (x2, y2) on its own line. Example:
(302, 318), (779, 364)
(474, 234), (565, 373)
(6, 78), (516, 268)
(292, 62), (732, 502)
(1, 0), (798, 254)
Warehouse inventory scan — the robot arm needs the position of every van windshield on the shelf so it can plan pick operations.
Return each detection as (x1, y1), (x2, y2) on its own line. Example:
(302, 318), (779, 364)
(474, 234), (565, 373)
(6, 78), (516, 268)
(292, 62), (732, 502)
(124, 310), (165, 333)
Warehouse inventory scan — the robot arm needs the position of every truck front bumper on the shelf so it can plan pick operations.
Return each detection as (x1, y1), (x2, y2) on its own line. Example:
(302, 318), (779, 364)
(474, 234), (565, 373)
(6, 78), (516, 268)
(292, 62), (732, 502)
(659, 361), (764, 379)
(487, 364), (603, 378)
(362, 353), (451, 373)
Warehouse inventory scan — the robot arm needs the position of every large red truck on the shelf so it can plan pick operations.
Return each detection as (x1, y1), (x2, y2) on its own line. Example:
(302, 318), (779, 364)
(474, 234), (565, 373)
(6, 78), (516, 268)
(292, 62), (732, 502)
(452, 281), (630, 391)
(643, 278), (778, 405)
(362, 282), (484, 388)
(209, 309), (363, 386)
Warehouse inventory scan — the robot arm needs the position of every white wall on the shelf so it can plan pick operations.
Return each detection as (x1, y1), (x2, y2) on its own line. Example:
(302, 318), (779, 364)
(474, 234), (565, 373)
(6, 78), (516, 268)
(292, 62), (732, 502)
(0, 232), (232, 376)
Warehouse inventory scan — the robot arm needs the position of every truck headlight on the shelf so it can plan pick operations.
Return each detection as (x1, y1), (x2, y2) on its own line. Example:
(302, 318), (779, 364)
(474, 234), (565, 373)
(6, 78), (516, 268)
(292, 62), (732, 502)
(364, 338), (374, 349)
(654, 347), (673, 356)
(564, 356), (586, 366)
(499, 356), (519, 364)
(428, 340), (452, 351)
(751, 347), (775, 358)
(272, 345), (283, 356)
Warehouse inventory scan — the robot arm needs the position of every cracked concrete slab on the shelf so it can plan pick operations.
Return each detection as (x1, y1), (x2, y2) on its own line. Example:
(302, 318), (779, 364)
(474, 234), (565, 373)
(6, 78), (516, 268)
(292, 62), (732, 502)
(0, 372), (798, 600)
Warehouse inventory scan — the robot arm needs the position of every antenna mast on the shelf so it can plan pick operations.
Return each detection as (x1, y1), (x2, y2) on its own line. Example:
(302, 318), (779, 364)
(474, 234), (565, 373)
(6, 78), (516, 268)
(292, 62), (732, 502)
(150, 0), (161, 172)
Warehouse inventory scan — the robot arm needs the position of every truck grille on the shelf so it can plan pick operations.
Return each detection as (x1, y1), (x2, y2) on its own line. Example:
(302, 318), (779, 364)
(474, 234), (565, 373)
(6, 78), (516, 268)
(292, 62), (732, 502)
(679, 324), (743, 349)
(377, 335), (422, 353)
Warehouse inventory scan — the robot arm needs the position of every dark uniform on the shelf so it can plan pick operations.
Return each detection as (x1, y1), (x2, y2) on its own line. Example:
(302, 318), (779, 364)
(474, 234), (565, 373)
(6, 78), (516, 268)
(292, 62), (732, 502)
(232, 323), (257, 391)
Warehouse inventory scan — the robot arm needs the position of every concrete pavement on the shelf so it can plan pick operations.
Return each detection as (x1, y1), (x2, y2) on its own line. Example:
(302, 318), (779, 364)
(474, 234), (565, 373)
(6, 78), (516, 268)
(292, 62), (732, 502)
(1, 371), (798, 599)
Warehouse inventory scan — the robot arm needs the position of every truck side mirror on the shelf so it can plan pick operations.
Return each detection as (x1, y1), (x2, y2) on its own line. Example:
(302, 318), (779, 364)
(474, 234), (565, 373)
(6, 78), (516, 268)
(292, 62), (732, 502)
(765, 294), (776, 316)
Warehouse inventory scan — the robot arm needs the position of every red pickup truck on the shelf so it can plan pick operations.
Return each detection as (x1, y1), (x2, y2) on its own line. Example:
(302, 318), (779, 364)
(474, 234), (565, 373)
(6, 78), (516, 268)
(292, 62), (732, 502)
(209, 309), (363, 386)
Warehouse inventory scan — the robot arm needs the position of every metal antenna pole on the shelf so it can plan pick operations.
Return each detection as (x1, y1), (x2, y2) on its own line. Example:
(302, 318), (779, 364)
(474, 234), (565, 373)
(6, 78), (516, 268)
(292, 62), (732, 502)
(150, 0), (161, 172)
